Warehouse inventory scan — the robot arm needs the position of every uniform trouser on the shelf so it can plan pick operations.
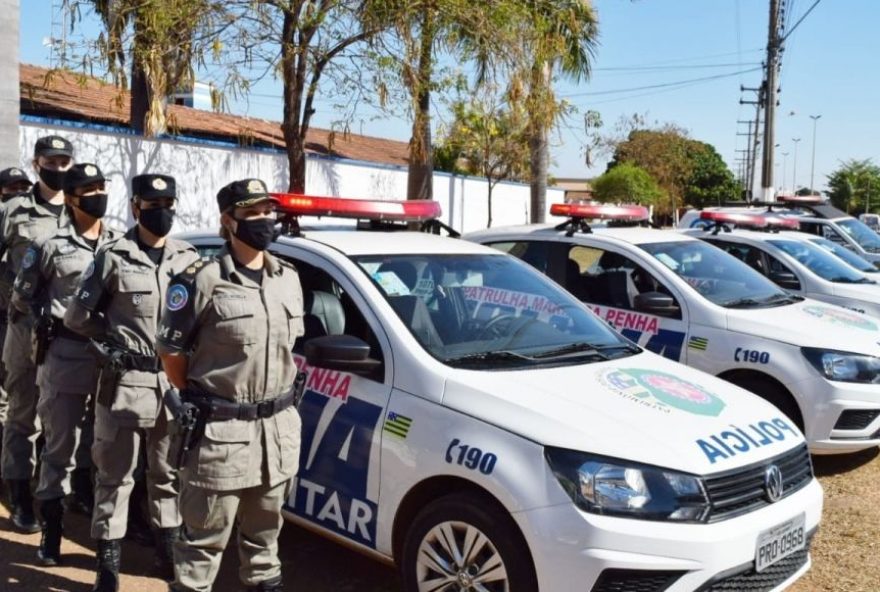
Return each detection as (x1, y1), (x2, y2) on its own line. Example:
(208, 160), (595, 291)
(91, 403), (180, 539)
(0, 316), (8, 426)
(174, 478), (290, 591)
(35, 384), (95, 501)
(1, 318), (40, 481)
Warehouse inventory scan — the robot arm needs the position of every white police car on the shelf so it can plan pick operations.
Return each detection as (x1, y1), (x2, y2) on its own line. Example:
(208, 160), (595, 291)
(467, 203), (880, 456)
(181, 196), (820, 592)
(680, 211), (880, 318)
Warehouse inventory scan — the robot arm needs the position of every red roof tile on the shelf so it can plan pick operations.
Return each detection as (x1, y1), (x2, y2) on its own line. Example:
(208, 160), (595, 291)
(19, 64), (410, 167)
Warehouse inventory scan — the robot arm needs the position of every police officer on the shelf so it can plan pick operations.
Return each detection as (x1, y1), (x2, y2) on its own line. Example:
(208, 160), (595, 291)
(0, 136), (73, 534)
(65, 173), (199, 590)
(0, 168), (33, 470)
(12, 162), (120, 565)
(157, 178), (304, 592)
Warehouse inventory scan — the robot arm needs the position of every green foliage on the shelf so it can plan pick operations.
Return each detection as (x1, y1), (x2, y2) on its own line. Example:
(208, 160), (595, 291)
(591, 163), (664, 205)
(683, 141), (739, 207)
(826, 159), (880, 214)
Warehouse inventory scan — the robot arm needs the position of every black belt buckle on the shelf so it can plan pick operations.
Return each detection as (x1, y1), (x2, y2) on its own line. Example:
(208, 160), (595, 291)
(256, 399), (275, 419)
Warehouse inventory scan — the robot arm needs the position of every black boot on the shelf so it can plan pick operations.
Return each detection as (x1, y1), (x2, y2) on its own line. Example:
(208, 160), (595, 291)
(153, 526), (180, 582)
(66, 467), (94, 516)
(247, 576), (284, 591)
(37, 497), (63, 566)
(92, 539), (121, 592)
(7, 479), (40, 534)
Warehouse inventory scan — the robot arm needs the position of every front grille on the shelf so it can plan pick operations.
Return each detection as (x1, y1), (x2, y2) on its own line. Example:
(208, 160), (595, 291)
(697, 533), (813, 592)
(834, 409), (880, 430)
(591, 569), (685, 592)
(704, 444), (812, 522)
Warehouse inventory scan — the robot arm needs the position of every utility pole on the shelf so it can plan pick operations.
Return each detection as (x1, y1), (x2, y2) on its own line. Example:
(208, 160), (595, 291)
(809, 114), (822, 193)
(0, 0), (20, 167)
(781, 151), (789, 192)
(792, 137), (801, 192)
(761, 0), (783, 202)
(740, 85), (764, 201)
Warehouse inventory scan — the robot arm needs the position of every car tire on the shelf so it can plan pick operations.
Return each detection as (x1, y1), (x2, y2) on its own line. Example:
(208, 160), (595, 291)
(735, 375), (805, 431)
(399, 491), (538, 592)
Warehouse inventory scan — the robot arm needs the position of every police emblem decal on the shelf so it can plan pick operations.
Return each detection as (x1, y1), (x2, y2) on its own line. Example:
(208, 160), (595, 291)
(167, 284), (188, 311)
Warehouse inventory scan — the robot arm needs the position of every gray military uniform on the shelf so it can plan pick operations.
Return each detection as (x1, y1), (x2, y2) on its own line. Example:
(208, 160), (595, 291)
(156, 245), (304, 592)
(65, 228), (199, 540)
(12, 224), (120, 501)
(0, 188), (69, 481)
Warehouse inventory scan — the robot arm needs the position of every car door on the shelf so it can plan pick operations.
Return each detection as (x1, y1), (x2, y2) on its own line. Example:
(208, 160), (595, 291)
(489, 239), (690, 362)
(192, 238), (394, 551)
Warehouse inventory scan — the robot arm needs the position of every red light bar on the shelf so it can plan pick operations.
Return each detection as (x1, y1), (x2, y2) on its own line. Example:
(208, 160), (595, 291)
(550, 203), (649, 221)
(777, 194), (823, 205)
(271, 193), (441, 222)
(699, 211), (768, 229)
(764, 215), (800, 230)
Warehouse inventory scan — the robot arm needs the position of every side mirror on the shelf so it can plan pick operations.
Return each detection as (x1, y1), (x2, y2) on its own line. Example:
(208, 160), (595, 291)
(634, 291), (680, 317)
(304, 335), (381, 375)
(769, 271), (800, 290)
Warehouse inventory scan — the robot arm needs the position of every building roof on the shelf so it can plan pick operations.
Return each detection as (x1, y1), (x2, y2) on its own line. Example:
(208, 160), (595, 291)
(19, 64), (410, 167)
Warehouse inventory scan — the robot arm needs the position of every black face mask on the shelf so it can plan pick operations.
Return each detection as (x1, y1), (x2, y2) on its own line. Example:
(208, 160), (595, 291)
(76, 193), (108, 219)
(38, 167), (67, 191)
(139, 207), (175, 237)
(232, 216), (279, 251)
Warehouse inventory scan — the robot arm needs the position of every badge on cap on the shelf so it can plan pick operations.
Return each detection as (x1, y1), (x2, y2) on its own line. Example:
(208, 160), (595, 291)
(247, 180), (265, 194)
(51, 139), (65, 149)
(10, 168), (22, 176)
(84, 165), (98, 177)
(152, 177), (167, 190)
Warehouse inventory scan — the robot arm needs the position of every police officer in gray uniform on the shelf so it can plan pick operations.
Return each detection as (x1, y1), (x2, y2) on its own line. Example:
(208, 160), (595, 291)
(13, 162), (120, 565)
(66, 173), (199, 591)
(157, 179), (304, 592)
(0, 168), (33, 466)
(1, 136), (73, 533)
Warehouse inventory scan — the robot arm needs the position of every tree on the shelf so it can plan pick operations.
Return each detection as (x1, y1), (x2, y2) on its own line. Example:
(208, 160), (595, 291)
(826, 159), (880, 214)
(518, 0), (598, 222)
(683, 141), (739, 207)
(591, 163), (664, 206)
(435, 95), (530, 226)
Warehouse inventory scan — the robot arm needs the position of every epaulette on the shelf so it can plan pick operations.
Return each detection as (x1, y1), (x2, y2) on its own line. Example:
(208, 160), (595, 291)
(177, 256), (214, 284)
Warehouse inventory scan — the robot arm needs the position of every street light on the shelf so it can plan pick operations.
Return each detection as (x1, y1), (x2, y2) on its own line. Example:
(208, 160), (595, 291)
(781, 151), (790, 192)
(792, 138), (801, 192)
(809, 115), (822, 193)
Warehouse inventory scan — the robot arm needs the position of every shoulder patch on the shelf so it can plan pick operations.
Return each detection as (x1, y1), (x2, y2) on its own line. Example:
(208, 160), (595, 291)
(166, 284), (189, 311)
(21, 247), (37, 269)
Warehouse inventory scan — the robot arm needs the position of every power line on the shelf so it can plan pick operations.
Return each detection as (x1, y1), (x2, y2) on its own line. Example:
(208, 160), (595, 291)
(562, 66), (762, 98)
(782, 0), (822, 41)
(595, 62), (760, 72)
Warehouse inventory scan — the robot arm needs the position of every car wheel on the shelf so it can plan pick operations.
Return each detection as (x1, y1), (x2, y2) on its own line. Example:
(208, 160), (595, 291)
(400, 491), (538, 592)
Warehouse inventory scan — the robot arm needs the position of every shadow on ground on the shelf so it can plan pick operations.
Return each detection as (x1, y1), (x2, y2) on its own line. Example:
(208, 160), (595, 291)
(811, 446), (879, 477)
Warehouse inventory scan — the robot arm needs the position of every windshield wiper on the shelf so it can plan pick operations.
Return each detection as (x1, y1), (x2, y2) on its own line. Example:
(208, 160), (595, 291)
(444, 350), (535, 367)
(530, 341), (639, 360)
(760, 293), (803, 304)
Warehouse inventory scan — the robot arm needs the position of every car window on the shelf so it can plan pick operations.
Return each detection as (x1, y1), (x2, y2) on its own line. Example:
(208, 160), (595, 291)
(564, 246), (682, 318)
(353, 253), (637, 369)
(767, 239), (873, 284)
(644, 240), (794, 307)
(837, 218), (880, 252)
(809, 237), (877, 273)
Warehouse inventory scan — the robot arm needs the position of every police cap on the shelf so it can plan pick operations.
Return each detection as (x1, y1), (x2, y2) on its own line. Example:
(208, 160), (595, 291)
(0, 167), (33, 189)
(132, 174), (176, 200)
(216, 178), (278, 212)
(64, 163), (106, 193)
(34, 135), (74, 159)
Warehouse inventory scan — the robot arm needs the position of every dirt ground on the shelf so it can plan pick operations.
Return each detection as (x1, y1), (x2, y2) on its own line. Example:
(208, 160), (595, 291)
(1, 448), (878, 592)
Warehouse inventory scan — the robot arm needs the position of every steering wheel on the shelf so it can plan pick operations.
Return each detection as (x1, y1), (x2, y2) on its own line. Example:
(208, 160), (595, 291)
(476, 313), (541, 343)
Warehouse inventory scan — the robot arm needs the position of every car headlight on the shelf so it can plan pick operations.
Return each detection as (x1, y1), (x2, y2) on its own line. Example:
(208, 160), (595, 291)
(802, 347), (880, 383)
(544, 448), (710, 522)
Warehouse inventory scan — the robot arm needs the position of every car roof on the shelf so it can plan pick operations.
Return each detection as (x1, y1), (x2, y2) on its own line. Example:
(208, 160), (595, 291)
(467, 223), (701, 246)
(177, 228), (500, 257)
(692, 228), (822, 244)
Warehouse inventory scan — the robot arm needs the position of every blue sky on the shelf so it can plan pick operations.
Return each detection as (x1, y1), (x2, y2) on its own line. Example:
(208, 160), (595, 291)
(20, 0), (876, 192)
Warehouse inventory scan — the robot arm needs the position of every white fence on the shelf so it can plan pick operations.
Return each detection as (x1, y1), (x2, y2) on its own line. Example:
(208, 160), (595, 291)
(18, 119), (565, 233)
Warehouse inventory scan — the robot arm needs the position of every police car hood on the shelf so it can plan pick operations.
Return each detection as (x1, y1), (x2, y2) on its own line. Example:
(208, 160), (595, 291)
(725, 298), (880, 353)
(828, 281), (880, 304)
(442, 351), (803, 474)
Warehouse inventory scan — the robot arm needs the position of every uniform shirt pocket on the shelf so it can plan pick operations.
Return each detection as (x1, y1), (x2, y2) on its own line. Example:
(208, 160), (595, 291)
(53, 253), (88, 279)
(118, 273), (158, 317)
(214, 297), (258, 345)
(282, 300), (304, 346)
(197, 419), (255, 478)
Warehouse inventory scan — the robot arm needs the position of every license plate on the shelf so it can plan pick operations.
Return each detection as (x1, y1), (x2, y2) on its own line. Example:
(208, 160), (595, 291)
(755, 513), (806, 573)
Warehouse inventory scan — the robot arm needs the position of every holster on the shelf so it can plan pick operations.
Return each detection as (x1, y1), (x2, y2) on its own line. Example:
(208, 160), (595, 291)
(293, 371), (307, 408)
(164, 388), (204, 470)
(32, 314), (56, 366)
(88, 340), (125, 407)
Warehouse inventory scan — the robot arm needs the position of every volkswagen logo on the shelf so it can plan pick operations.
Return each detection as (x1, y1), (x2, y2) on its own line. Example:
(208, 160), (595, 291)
(764, 464), (784, 502)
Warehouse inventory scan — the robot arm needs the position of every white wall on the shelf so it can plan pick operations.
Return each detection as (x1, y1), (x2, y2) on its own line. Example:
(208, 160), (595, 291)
(19, 120), (564, 233)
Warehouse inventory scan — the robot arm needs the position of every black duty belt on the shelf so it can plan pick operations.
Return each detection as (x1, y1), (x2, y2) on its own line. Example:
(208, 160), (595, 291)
(54, 323), (90, 343)
(181, 389), (296, 422)
(119, 353), (162, 372)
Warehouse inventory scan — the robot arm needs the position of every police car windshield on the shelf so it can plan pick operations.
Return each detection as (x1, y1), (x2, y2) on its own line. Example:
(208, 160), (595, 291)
(767, 239), (873, 283)
(354, 254), (636, 368)
(837, 218), (880, 252)
(638, 241), (791, 308)
(808, 237), (878, 273)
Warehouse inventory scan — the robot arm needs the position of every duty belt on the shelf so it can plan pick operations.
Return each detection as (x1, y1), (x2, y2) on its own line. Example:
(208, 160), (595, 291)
(181, 389), (296, 422)
(54, 323), (89, 343)
(118, 353), (162, 372)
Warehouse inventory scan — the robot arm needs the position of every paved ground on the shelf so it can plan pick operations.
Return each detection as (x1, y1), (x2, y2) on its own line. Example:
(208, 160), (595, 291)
(0, 448), (878, 591)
